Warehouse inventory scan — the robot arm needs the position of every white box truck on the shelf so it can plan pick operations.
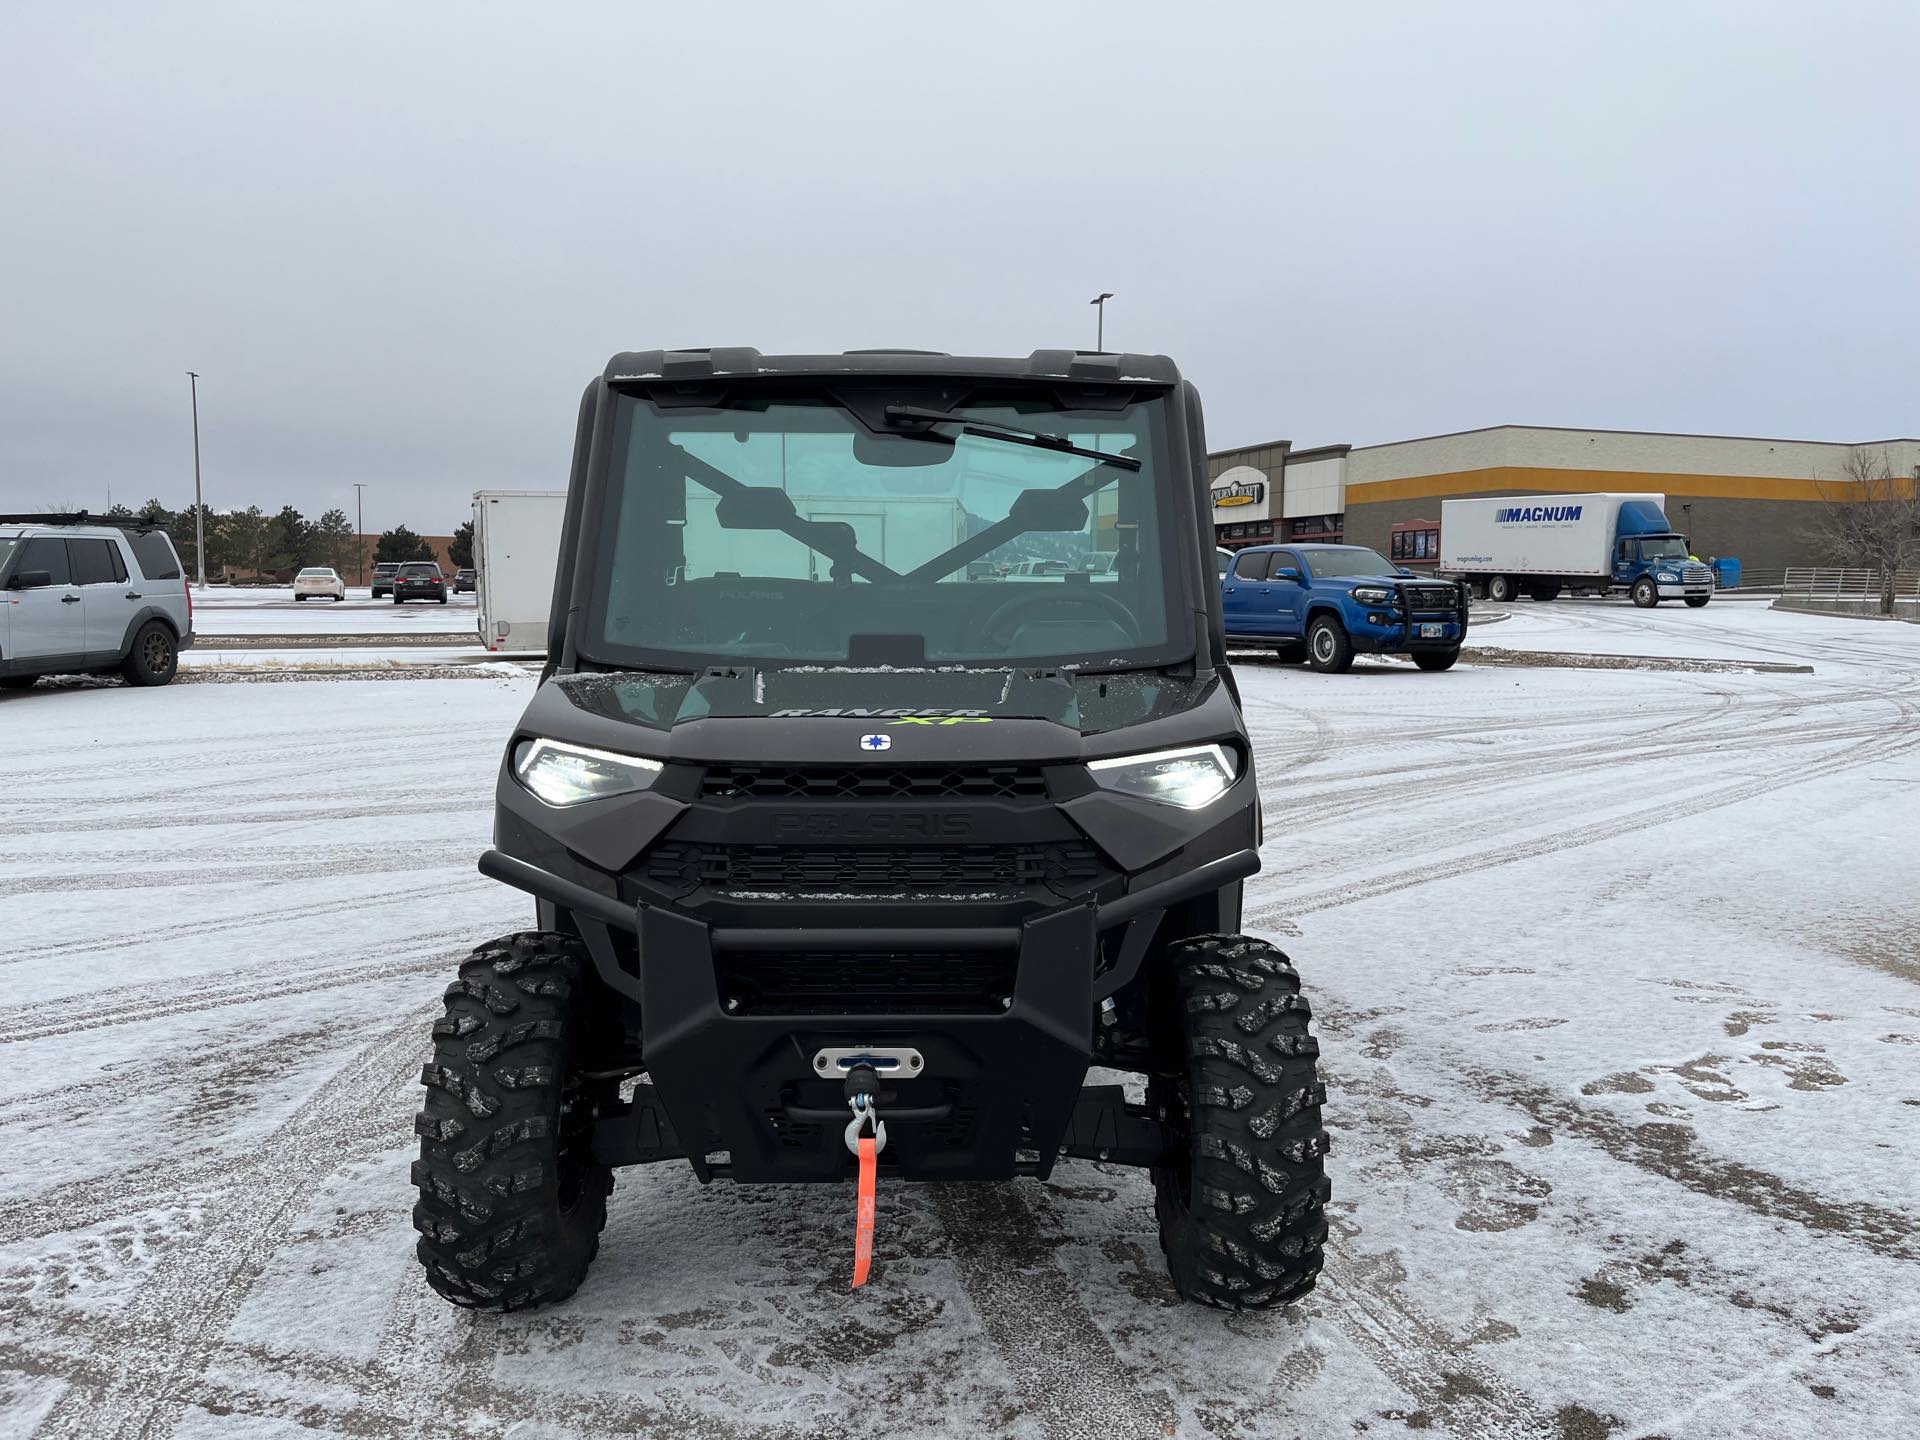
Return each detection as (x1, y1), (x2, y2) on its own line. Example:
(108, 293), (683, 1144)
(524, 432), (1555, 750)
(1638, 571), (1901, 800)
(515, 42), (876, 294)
(474, 490), (567, 651)
(1439, 492), (1714, 607)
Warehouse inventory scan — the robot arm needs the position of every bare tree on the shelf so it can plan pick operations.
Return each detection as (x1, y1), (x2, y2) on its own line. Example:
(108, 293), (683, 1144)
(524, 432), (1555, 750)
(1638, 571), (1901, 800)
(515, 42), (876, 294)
(1814, 448), (1920, 614)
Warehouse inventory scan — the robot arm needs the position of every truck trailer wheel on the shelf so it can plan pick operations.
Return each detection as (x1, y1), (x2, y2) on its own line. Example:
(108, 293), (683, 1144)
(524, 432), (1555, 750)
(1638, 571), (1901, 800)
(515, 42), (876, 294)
(1306, 617), (1354, 674)
(413, 932), (614, 1311)
(1152, 934), (1329, 1310)
(1631, 578), (1659, 608)
(1685, 595), (1710, 608)
(1486, 575), (1517, 602)
(1527, 581), (1561, 602)
(1413, 648), (1460, 671)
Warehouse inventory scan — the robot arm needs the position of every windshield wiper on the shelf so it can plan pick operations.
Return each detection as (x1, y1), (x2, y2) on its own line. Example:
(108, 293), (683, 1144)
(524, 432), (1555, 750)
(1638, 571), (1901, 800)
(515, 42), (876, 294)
(882, 404), (1142, 472)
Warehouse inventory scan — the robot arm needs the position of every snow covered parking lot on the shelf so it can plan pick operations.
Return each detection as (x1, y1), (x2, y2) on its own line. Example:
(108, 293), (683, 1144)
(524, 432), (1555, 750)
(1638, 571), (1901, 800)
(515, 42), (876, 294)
(1, 602), (1916, 1439)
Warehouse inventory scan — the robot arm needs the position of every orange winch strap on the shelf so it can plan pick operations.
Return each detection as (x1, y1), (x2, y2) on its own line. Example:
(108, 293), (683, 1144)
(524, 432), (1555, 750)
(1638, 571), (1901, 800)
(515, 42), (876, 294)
(852, 1135), (877, 1288)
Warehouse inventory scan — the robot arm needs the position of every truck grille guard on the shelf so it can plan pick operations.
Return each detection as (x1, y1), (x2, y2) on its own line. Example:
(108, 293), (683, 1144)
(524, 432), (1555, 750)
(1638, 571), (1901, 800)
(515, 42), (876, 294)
(1390, 578), (1470, 644)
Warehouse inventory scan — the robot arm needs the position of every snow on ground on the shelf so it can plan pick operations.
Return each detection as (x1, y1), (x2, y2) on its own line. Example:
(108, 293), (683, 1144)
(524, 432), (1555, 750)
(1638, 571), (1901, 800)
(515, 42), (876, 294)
(188, 588), (481, 636)
(2, 606), (1917, 1439)
(1467, 593), (1920, 667)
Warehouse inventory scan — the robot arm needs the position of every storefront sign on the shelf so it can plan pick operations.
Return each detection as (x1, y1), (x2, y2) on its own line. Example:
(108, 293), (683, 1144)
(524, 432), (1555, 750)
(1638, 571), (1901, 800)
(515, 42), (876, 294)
(1211, 465), (1268, 510)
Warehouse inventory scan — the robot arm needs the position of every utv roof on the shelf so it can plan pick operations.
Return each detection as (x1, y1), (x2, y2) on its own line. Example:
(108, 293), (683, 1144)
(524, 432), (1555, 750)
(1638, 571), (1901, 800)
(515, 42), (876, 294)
(603, 348), (1183, 387)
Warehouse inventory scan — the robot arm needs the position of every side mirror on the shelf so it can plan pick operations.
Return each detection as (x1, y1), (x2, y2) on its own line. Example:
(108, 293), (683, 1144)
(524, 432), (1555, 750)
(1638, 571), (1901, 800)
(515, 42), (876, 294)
(8, 570), (52, 590)
(1275, 566), (1303, 583)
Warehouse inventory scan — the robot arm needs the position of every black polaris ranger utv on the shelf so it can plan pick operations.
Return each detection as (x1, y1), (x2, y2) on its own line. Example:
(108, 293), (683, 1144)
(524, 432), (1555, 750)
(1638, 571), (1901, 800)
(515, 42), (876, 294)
(412, 348), (1328, 1312)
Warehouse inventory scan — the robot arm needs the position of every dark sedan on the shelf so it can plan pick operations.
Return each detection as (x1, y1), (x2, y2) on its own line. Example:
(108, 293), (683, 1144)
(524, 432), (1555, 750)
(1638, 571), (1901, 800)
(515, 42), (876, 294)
(392, 562), (448, 604)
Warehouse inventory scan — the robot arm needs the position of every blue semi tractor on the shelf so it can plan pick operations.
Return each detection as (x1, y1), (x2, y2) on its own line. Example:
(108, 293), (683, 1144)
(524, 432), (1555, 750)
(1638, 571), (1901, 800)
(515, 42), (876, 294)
(1437, 491), (1714, 607)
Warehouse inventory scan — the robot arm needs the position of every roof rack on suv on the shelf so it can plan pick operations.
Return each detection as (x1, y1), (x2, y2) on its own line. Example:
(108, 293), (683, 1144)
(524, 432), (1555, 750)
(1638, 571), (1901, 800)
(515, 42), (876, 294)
(0, 511), (165, 532)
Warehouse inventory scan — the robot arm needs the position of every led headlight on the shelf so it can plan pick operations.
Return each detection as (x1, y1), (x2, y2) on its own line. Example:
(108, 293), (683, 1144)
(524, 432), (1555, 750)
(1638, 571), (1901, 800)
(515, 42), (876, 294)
(1352, 586), (1394, 604)
(513, 737), (662, 807)
(1088, 743), (1239, 809)
(1657, 571), (1678, 583)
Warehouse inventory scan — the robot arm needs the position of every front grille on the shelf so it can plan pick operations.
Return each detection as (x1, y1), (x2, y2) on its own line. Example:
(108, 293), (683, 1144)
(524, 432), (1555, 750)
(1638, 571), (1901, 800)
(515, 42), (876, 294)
(717, 951), (1016, 1014)
(1405, 585), (1459, 610)
(1684, 566), (1712, 584)
(645, 841), (1104, 895)
(701, 764), (1048, 801)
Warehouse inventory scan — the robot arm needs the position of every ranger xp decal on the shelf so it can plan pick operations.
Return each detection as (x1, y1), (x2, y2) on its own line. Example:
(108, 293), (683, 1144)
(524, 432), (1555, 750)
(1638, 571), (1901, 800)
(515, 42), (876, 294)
(768, 708), (990, 719)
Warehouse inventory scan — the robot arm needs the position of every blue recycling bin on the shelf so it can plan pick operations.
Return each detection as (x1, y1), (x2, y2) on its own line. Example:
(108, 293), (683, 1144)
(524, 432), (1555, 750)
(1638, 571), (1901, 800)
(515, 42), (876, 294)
(1712, 557), (1741, 590)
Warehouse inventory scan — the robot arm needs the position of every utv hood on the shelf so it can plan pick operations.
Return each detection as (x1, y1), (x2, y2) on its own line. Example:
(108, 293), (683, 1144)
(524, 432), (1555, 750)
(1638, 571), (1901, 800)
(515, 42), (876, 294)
(553, 665), (1218, 733)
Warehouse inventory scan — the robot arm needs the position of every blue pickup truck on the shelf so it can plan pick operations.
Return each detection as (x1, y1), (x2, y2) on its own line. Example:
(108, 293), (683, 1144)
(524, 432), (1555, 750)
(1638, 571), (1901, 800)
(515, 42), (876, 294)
(1222, 542), (1470, 673)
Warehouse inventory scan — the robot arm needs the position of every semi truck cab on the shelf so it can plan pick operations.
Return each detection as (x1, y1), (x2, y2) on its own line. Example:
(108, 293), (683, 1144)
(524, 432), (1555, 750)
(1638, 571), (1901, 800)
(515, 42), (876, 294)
(1612, 532), (1714, 606)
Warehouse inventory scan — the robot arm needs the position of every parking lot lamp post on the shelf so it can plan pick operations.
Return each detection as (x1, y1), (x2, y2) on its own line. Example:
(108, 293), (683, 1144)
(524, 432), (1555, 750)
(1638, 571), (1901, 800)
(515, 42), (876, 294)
(1090, 292), (1114, 351)
(187, 371), (206, 588)
(353, 483), (367, 586)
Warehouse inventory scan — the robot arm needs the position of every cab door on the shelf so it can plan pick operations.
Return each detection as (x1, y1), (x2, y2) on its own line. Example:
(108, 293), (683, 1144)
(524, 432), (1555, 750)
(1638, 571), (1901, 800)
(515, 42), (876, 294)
(5, 536), (86, 662)
(1221, 549), (1275, 635)
(1269, 549), (1313, 637)
(68, 536), (134, 659)
(1611, 536), (1638, 587)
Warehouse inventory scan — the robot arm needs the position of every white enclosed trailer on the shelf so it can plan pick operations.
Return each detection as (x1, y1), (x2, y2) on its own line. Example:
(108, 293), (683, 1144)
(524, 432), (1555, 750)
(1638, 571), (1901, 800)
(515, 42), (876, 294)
(473, 490), (567, 651)
(1439, 491), (1713, 605)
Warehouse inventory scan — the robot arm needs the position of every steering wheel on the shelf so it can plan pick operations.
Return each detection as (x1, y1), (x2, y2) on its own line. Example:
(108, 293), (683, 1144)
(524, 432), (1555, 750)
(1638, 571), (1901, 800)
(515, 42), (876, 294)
(981, 586), (1142, 648)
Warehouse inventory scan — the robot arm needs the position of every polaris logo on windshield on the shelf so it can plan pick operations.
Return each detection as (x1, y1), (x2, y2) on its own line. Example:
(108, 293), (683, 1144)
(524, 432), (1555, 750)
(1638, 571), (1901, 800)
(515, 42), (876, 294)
(1495, 504), (1583, 523)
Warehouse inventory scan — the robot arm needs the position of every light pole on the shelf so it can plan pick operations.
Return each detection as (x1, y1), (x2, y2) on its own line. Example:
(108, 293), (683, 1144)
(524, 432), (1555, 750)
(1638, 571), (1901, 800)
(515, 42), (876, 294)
(1089, 292), (1114, 351)
(187, 371), (206, 588)
(353, 483), (368, 587)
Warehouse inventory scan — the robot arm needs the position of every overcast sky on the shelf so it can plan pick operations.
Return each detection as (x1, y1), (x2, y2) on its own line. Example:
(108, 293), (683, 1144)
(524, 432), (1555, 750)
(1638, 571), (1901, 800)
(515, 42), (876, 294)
(2, 2), (1913, 531)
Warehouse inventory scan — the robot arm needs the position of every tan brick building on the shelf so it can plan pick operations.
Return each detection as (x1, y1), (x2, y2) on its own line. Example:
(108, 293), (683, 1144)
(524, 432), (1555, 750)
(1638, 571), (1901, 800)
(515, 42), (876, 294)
(1210, 426), (1920, 573)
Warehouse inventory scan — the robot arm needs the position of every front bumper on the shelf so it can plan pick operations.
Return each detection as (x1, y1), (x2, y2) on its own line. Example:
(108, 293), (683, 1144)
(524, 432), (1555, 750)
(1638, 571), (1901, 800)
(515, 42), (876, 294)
(1344, 580), (1471, 653)
(1657, 583), (1714, 599)
(478, 844), (1255, 1182)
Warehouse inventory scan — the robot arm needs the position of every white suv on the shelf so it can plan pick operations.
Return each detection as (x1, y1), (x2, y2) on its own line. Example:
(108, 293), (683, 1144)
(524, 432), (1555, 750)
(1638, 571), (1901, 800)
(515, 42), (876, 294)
(294, 566), (347, 601)
(0, 515), (194, 688)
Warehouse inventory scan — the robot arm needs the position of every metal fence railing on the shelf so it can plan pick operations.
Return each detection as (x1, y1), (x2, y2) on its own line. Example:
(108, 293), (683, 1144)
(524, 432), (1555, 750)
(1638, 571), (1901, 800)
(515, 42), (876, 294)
(1776, 567), (1920, 599)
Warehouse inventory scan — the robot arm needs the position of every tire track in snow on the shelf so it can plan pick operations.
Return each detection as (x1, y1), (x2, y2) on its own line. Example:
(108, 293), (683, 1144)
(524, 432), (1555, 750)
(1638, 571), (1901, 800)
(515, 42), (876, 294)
(29, 1011), (431, 1440)
(0, 938), (473, 1047)
(932, 1184), (1176, 1439)
(1249, 708), (1920, 924)
(0, 877), (480, 966)
(0, 840), (483, 899)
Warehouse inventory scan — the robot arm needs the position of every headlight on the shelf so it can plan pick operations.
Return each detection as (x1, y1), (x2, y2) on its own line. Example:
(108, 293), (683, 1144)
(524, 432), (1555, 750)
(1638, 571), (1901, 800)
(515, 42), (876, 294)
(513, 737), (662, 806)
(1351, 587), (1394, 604)
(1657, 572), (1678, 583)
(1088, 743), (1239, 809)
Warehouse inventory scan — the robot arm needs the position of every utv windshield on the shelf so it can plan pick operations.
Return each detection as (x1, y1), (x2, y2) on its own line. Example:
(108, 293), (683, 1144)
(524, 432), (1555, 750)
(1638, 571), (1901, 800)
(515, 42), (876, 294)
(585, 390), (1185, 669)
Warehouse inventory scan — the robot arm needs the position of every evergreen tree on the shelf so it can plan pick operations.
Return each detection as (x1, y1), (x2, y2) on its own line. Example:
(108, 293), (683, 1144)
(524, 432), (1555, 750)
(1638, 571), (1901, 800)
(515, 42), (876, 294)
(375, 524), (436, 564)
(105, 502), (134, 519)
(449, 520), (475, 570)
(169, 503), (220, 577)
(221, 506), (271, 578)
(137, 498), (173, 527)
(313, 508), (356, 575)
(265, 505), (313, 573)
